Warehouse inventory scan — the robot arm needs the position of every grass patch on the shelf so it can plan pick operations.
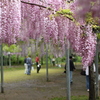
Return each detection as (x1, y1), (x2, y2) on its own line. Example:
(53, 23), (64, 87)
(2, 66), (64, 83)
(51, 96), (88, 100)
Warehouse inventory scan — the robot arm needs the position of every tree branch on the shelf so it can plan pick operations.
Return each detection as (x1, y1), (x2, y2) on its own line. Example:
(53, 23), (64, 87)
(21, 1), (53, 11)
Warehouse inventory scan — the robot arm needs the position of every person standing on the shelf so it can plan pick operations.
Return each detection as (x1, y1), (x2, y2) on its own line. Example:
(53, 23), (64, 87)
(24, 56), (28, 74)
(52, 57), (55, 66)
(64, 56), (76, 84)
(35, 55), (40, 66)
(85, 66), (89, 91)
(69, 56), (76, 84)
(85, 62), (96, 92)
(26, 55), (32, 75)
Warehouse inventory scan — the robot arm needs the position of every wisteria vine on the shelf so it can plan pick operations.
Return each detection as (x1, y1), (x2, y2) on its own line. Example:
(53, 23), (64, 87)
(0, 0), (97, 67)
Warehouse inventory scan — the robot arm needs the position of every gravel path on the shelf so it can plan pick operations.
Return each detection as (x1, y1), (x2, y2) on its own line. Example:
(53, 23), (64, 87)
(0, 68), (99, 100)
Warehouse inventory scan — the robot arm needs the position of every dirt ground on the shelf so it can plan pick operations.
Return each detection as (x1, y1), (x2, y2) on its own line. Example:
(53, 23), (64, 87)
(0, 66), (100, 100)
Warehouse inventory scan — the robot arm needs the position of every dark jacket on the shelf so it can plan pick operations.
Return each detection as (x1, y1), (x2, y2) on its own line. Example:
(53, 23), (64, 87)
(65, 59), (75, 71)
(70, 59), (75, 71)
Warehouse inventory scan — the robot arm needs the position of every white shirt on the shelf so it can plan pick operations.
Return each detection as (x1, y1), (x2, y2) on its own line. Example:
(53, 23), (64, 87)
(85, 63), (96, 76)
(85, 67), (89, 75)
(52, 58), (55, 61)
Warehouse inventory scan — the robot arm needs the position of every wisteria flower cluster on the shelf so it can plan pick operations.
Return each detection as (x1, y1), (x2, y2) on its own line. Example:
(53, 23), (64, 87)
(0, 0), (21, 44)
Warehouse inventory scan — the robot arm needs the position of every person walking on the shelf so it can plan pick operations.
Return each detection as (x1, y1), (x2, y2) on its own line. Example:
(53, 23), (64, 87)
(85, 62), (96, 92)
(26, 55), (32, 75)
(24, 56), (28, 74)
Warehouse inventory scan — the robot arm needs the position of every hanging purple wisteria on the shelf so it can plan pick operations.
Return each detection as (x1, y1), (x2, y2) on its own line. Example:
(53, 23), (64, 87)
(0, 0), (21, 44)
(0, 0), (97, 68)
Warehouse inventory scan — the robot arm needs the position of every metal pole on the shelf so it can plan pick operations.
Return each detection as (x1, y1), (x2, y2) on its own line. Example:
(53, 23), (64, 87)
(0, 45), (4, 93)
(8, 52), (11, 68)
(66, 40), (70, 100)
(0, 3), (4, 93)
(46, 44), (49, 82)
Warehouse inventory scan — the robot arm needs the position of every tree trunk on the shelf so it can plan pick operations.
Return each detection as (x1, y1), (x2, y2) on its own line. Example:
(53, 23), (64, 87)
(89, 65), (96, 100)
(17, 55), (19, 64)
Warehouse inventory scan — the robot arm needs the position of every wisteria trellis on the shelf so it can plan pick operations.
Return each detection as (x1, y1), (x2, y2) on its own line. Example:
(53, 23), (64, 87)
(0, 0), (98, 68)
